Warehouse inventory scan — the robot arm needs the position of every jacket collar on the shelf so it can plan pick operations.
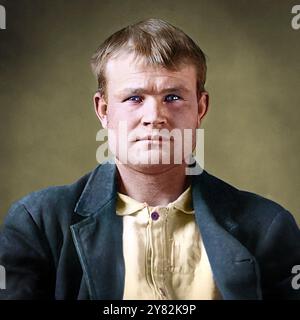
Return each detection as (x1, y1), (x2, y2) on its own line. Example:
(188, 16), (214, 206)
(71, 162), (125, 300)
(74, 162), (117, 216)
(71, 162), (262, 300)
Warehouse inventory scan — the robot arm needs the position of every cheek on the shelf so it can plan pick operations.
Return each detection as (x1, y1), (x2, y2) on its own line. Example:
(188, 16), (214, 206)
(107, 112), (137, 140)
(106, 104), (125, 128)
(107, 104), (141, 130)
(170, 107), (199, 129)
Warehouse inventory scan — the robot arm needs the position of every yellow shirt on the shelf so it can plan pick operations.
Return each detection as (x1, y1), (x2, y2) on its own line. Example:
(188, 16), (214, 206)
(116, 186), (221, 300)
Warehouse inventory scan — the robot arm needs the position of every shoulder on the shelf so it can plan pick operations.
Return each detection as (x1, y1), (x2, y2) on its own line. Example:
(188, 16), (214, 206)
(197, 170), (297, 231)
(199, 170), (288, 213)
(4, 167), (97, 230)
(197, 171), (299, 260)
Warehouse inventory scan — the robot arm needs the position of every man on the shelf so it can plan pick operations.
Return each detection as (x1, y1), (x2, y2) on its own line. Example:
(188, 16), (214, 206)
(0, 18), (299, 300)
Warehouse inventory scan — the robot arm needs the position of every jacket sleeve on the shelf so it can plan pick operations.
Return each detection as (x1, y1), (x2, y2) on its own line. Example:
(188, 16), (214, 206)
(257, 209), (300, 300)
(0, 202), (55, 299)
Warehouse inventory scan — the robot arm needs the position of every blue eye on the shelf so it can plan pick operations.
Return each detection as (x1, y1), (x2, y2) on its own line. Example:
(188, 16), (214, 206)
(126, 96), (143, 103)
(165, 94), (181, 102)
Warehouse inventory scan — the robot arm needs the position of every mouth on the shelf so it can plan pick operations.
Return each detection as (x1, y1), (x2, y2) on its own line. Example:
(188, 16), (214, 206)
(134, 135), (171, 142)
(135, 138), (170, 146)
(137, 137), (163, 142)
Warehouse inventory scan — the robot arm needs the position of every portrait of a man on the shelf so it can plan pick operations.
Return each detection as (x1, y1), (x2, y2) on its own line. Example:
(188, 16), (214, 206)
(0, 4), (299, 301)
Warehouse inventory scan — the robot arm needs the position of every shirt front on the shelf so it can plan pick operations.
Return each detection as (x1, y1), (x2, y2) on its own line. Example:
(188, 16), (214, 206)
(116, 186), (221, 300)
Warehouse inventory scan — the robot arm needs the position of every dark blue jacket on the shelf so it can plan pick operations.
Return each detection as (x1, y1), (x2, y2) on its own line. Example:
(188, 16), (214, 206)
(0, 163), (299, 300)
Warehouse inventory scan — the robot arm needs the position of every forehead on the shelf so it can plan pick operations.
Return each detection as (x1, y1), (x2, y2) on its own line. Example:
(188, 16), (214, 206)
(105, 53), (197, 94)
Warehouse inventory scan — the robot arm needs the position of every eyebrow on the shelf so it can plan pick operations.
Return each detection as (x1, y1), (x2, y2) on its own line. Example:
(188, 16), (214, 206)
(117, 85), (190, 97)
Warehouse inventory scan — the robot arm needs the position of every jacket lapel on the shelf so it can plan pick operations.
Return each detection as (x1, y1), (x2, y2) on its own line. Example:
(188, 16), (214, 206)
(70, 162), (125, 300)
(192, 170), (262, 299)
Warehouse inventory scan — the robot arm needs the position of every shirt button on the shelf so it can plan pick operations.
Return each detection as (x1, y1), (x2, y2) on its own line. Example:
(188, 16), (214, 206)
(151, 211), (160, 221)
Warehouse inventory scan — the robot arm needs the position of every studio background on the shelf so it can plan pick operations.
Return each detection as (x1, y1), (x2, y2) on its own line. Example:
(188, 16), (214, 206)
(0, 0), (299, 224)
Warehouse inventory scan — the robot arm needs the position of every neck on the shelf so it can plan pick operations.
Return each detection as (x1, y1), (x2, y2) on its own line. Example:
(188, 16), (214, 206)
(116, 162), (190, 206)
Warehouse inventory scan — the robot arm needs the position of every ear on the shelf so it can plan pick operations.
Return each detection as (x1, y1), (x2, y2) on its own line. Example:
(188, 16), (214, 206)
(94, 91), (108, 128)
(197, 91), (209, 127)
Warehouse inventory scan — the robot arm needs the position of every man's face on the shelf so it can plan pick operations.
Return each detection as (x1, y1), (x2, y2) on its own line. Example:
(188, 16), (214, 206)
(94, 52), (208, 173)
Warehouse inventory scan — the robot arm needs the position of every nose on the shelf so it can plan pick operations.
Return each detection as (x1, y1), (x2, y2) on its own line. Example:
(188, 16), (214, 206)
(141, 97), (167, 127)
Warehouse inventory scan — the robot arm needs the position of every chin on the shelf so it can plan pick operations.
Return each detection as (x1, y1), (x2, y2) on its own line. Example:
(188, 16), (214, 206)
(126, 162), (181, 175)
(119, 151), (184, 174)
(115, 146), (186, 169)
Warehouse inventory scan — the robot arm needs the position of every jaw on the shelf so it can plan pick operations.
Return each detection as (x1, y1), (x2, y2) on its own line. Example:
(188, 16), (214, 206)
(116, 160), (186, 176)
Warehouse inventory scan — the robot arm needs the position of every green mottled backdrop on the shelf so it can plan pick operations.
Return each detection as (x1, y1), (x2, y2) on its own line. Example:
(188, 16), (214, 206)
(0, 0), (299, 224)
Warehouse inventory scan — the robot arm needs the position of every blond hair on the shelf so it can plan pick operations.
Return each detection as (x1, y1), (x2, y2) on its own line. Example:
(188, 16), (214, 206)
(91, 18), (207, 97)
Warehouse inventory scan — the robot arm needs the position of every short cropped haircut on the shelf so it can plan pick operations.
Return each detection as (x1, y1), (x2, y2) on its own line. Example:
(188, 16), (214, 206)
(91, 18), (207, 98)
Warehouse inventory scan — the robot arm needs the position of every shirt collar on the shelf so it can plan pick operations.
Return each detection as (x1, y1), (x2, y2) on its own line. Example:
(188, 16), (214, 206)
(116, 185), (194, 216)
